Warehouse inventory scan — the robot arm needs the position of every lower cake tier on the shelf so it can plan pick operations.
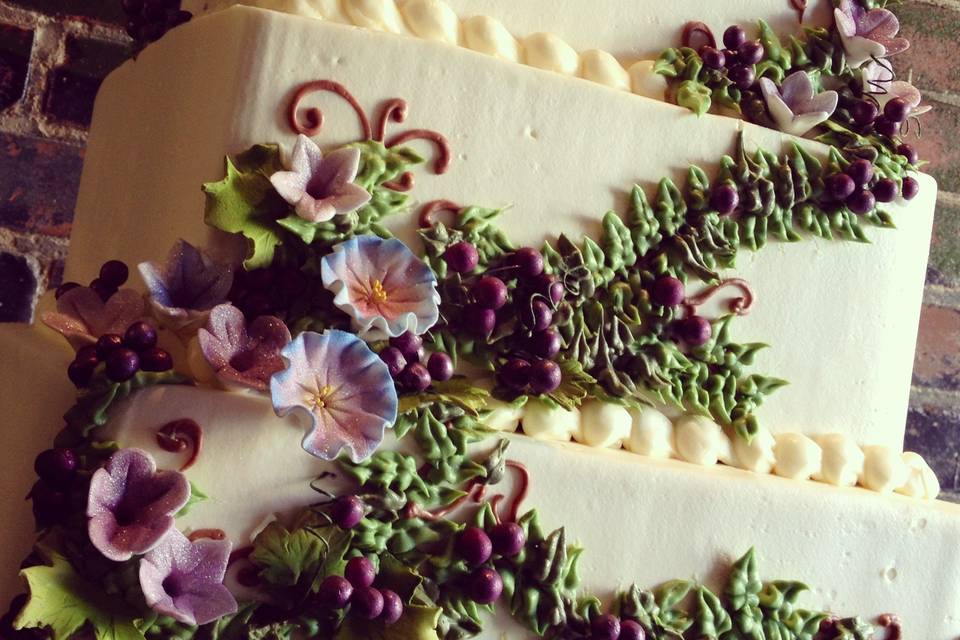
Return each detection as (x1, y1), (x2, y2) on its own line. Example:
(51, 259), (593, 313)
(4, 324), (960, 638)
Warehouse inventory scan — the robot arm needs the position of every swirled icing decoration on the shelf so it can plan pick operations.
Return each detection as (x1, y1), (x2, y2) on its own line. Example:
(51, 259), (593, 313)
(287, 79), (372, 140)
(418, 199), (463, 228)
(156, 418), (204, 471)
(684, 278), (756, 317)
(188, 528), (228, 542)
(682, 21), (717, 50)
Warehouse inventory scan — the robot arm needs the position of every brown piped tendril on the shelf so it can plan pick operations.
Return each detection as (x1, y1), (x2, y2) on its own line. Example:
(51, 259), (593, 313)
(287, 79), (372, 140)
(156, 418), (203, 471)
(419, 199), (463, 228)
(188, 528), (227, 542)
(682, 21), (717, 50)
(683, 278), (755, 317)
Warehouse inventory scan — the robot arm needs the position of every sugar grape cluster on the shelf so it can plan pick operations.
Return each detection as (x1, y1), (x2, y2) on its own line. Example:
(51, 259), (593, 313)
(698, 25), (766, 91)
(56, 259), (129, 303)
(380, 332), (454, 392)
(68, 319), (172, 388)
(29, 447), (80, 529)
(822, 156), (919, 216)
(648, 275), (714, 348)
(453, 522), (526, 605)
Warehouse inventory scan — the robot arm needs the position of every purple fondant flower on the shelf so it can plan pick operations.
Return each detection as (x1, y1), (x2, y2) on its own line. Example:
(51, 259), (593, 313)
(138, 239), (234, 331)
(834, 0), (909, 68)
(197, 303), (291, 391)
(41, 287), (146, 349)
(269, 134), (371, 223)
(139, 528), (237, 626)
(862, 61), (932, 117)
(759, 71), (838, 137)
(87, 448), (191, 562)
(320, 235), (440, 341)
(270, 330), (398, 462)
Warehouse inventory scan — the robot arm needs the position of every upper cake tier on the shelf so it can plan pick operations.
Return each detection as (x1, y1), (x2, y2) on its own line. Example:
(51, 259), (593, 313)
(69, 6), (935, 452)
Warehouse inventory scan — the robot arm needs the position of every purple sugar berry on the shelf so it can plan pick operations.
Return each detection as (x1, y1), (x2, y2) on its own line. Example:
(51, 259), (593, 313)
(522, 299), (553, 331)
(846, 189), (876, 215)
(473, 276), (508, 310)
(883, 97), (910, 123)
(123, 321), (158, 352)
(728, 64), (755, 90)
(825, 173), (856, 202)
(678, 316), (712, 347)
(619, 620), (646, 640)
(318, 575), (353, 609)
(531, 273), (565, 305)
(380, 589), (404, 625)
(850, 100), (879, 127)
(345, 556), (376, 589)
(34, 449), (77, 489)
(512, 247), (545, 279)
(380, 347), (408, 378)
(737, 40), (764, 65)
(67, 358), (97, 388)
(444, 241), (480, 274)
(528, 329), (562, 359)
(650, 276), (685, 308)
(845, 159), (874, 188)
(469, 568), (503, 604)
(77, 344), (99, 363)
(427, 352), (454, 382)
(591, 614), (621, 640)
(389, 332), (424, 363)
(897, 143), (919, 165)
(88, 278), (116, 302)
(901, 176), (920, 200)
(30, 482), (67, 528)
(710, 184), (739, 215)
(55, 282), (81, 300)
(463, 304), (497, 338)
(400, 363), (432, 392)
(351, 587), (384, 620)
(489, 522), (525, 557)
(105, 348), (140, 382)
(873, 116), (899, 137)
(528, 359), (562, 395)
(139, 347), (173, 372)
(700, 46), (726, 70)
(96, 334), (125, 361)
(98, 260), (129, 288)
(457, 527), (493, 567)
(872, 178), (899, 203)
(723, 25), (747, 50)
(331, 495), (364, 529)
(500, 358), (531, 390)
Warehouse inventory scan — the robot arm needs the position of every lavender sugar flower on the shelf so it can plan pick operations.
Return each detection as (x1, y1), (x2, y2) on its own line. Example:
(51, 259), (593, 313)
(197, 303), (291, 392)
(759, 71), (838, 137)
(834, 0), (909, 69)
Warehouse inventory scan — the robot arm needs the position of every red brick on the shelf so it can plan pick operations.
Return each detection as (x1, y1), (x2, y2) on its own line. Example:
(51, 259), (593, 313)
(914, 304), (960, 390)
(0, 252), (38, 322)
(0, 134), (82, 235)
(6, 0), (126, 25)
(906, 404), (960, 502)
(43, 35), (131, 127)
(0, 24), (33, 112)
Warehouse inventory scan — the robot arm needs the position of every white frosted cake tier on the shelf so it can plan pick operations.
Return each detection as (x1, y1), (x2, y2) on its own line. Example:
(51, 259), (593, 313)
(69, 6), (936, 452)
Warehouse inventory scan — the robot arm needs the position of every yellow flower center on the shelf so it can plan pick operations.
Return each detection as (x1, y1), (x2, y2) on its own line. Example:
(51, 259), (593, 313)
(370, 279), (388, 304)
(304, 384), (335, 411)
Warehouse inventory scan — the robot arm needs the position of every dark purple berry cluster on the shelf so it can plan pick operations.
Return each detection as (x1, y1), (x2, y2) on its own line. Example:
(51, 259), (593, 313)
(849, 93), (919, 142)
(698, 25), (765, 91)
(68, 320), (172, 388)
(454, 522), (526, 605)
(227, 264), (309, 321)
(56, 260), (129, 303)
(121, 0), (191, 43)
(381, 332), (454, 392)
(649, 276), (713, 348)
(822, 157), (919, 216)
(30, 448), (79, 528)
(317, 556), (405, 625)
(589, 613), (647, 640)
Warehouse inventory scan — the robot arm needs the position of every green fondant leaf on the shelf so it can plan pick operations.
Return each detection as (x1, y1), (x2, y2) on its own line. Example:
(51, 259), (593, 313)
(677, 80), (712, 116)
(250, 521), (350, 588)
(176, 481), (207, 517)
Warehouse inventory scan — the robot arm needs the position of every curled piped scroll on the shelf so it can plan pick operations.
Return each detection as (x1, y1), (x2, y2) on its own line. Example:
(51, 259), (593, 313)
(156, 418), (204, 471)
(287, 79), (372, 140)
(418, 199), (463, 228)
(188, 529), (227, 542)
(682, 21), (716, 50)
(684, 278), (755, 317)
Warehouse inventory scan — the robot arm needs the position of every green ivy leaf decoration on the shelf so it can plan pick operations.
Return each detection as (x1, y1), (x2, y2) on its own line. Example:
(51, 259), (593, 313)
(250, 521), (350, 589)
(694, 585), (733, 639)
(175, 481), (208, 517)
(398, 379), (491, 417)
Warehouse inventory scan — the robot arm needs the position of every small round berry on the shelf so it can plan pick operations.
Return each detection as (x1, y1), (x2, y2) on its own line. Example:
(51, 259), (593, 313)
(34, 449), (77, 489)
(489, 522), (525, 557)
(500, 358), (531, 390)
(847, 189), (876, 215)
(88, 278), (116, 302)
(619, 620), (646, 640)
(380, 347), (408, 378)
(531, 274), (565, 305)
(105, 348), (140, 382)
(513, 247), (545, 279)
(77, 344), (99, 363)
(845, 159), (875, 187)
(469, 568), (503, 604)
(473, 276), (508, 310)
(139, 347), (173, 372)
(850, 100), (879, 127)
(380, 589), (404, 625)
(528, 329), (562, 359)
(651, 276), (686, 307)
(96, 334), (125, 361)
(98, 260), (129, 288)
(463, 304), (497, 338)
(710, 184), (739, 215)
(723, 25), (747, 50)
(389, 332), (424, 363)
(427, 352), (454, 382)
(728, 64), (755, 90)
(351, 587), (384, 620)
(678, 316), (712, 347)
(522, 299), (553, 331)
(883, 97), (910, 123)
(67, 358), (97, 388)
(873, 116), (899, 137)
(400, 363), (432, 392)
(318, 575), (353, 609)
(31, 482), (67, 527)
(55, 282), (81, 300)
(331, 495), (364, 529)
(872, 178), (899, 203)
(444, 242), (480, 274)
(737, 40), (764, 65)
(825, 173), (856, 202)
(591, 614), (621, 640)
(700, 46), (726, 70)
(121, 0), (144, 13)
(457, 527), (493, 566)
(123, 321), (158, 352)
(897, 143), (919, 165)
(528, 359), (562, 395)
(345, 556), (376, 589)
(901, 176), (920, 200)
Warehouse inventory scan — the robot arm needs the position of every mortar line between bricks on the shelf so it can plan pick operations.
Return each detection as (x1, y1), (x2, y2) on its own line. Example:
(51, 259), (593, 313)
(911, 385), (960, 412)
(921, 89), (960, 109)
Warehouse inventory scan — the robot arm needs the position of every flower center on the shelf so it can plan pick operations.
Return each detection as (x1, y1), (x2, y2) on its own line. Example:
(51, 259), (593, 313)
(304, 384), (335, 411)
(370, 279), (388, 304)
(163, 574), (187, 598)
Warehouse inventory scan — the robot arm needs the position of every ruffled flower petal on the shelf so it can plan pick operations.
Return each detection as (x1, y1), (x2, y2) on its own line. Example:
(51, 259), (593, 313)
(41, 287), (146, 349)
(835, 0), (909, 68)
(87, 449), (191, 562)
(270, 330), (398, 462)
(760, 72), (837, 137)
(862, 62), (932, 118)
(197, 303), (291, 391)
(320, 235), (440, 341)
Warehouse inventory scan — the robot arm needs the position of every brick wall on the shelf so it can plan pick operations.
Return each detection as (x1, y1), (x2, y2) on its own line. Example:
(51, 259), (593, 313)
(2, 0), (960, 498)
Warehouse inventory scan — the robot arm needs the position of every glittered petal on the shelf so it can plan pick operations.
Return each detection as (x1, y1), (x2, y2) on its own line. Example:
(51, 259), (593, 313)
(314, 147), (362, 191)
(779, 71), (814, 108)
(181, 584), (238, 626)
(798, 90), (839, 117)
(295, 195), (338, 223)
(199, 304), (290, 391)
(42, 287), (146, 348)
(834, 6), (857, 38)
(325, 182), (373, 216)
(859, 8), (900, 40)
(271, 170), (310, 206)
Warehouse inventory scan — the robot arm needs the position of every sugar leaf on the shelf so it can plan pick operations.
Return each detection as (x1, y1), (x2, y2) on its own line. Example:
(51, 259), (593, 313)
(250, 521), (349, 588)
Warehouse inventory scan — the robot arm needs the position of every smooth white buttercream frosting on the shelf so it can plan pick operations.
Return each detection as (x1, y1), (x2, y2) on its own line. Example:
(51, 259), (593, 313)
(625, 406), (675, 459)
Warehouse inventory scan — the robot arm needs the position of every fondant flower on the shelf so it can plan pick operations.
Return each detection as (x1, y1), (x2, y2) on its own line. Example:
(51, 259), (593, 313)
(269, 134), (371, 223)
(270, 330), (398, 462)
(834, 0), (909, 69)
(320, 236), (440, 341)
(759, 71), (839, 137)
(41, 286), (146, 349)
(138, 239), (234, 331)
(139, 528), (237, 626)
(862, 61), (932, 117)
(87, 448), (191, 562)
(197, 303), (291, 392)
